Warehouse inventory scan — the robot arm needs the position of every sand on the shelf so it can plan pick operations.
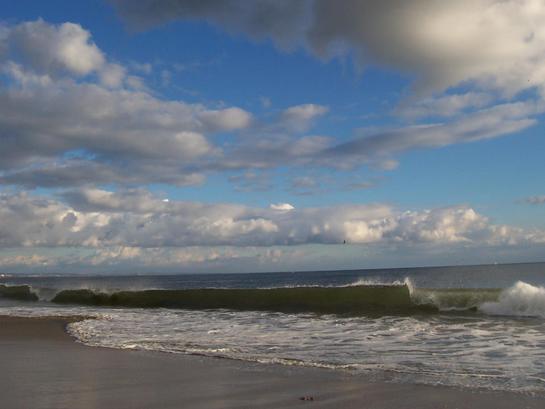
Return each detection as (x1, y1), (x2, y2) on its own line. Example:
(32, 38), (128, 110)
(0, 316), (543, 409)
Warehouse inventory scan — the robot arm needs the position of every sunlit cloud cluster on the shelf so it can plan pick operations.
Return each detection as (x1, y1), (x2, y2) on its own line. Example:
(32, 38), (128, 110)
(0, 189), (543, 258)
(1, 188), (544, 271)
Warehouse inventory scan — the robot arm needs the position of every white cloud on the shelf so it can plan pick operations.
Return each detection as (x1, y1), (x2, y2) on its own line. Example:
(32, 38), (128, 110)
(0, 189), (543, 272)
(279, 104), (328, 132)
(1, 190), (543, 250)
(99, 63), (127, 88)
(0, 71), (215, 163)
(270, 203), (295, 211)
(199, 107), (253, 131)
(6, 19), (105, 76)
(0, 20), (256, 187)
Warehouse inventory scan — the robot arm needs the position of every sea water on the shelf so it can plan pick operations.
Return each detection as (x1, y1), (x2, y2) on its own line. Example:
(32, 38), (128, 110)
(1, 262), (545, 393)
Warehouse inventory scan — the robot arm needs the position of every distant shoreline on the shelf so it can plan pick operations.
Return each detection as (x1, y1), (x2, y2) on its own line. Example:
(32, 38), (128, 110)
(0, 315), (543, 409)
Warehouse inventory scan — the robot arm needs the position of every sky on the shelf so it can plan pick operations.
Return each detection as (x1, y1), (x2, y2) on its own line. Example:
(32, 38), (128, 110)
(1, 0), (545, 274)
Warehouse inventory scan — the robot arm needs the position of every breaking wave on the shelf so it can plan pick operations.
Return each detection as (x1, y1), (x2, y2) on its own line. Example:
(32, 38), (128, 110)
(480, 281), (545, 318)
(50, 284), (433, 315)
(2, 280), (545, 318)
(0, 284), (38, 301)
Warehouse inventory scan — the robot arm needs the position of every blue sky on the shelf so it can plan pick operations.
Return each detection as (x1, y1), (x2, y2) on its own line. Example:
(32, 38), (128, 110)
(1, 0), (544, 273)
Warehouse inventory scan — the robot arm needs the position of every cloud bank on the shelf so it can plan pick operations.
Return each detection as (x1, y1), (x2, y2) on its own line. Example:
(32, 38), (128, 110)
(1, 189), (543, 249)
(1, 189), (544, 271)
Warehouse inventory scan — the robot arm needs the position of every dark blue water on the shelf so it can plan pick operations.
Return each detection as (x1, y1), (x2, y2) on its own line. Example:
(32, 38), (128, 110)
(2, 262), (545, 291)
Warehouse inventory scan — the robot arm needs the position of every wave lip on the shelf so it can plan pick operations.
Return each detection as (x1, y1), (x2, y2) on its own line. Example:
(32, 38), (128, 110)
(51, 285), (438, 315)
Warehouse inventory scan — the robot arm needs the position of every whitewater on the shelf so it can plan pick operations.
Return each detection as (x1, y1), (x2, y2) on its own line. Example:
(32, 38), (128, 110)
(1, 263), (545, 394)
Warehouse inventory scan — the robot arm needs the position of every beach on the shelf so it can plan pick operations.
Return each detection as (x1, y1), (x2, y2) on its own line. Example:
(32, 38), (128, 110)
(1, 316), (543, 409)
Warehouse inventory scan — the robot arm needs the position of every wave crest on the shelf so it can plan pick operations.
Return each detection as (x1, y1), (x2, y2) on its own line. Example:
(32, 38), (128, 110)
(4, 279), (545, 318)
(51, 285), (436, 315)
(0, 284), (38, 301)
(480, 281), (545, 318)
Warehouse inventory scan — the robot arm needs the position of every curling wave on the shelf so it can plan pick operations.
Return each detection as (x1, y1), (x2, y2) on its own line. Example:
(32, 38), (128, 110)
(51, 284), (435, 315)
(3, 280), (545, 318)
(0, 284), (38, 301)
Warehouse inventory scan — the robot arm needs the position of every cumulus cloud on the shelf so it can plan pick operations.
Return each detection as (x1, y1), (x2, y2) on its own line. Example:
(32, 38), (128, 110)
(0, 69), (215, 176)
(1, 189), (544, 250)
(270, 203), (295, 211)
(198, 107), (253, 131)
(278, 104), (328, 132)
(99, 63), (127, 88)
(5, 19), (105, 77)
(1, 189), (544, 272)
(0, 19), (255, 187)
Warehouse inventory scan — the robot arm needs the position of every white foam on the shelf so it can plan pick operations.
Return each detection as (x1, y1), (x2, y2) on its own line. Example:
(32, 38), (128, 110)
(480, 281), (545, 318)
(3, 299), (545, 393)
(347, 277), (413, 290)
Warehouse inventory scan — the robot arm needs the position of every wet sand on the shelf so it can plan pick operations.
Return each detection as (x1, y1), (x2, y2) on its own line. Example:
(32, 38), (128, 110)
(0, 316), (543, 409)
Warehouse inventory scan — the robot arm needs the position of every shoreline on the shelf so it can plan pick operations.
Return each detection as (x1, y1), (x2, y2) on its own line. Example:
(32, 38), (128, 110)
(1, 315), (544, 409)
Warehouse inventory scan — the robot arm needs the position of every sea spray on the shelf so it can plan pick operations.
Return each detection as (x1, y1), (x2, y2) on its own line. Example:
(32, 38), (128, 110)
(480, 281), (545, 318)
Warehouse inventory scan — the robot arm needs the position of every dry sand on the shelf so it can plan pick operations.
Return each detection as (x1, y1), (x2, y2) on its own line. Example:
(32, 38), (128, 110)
(0, 316), (543, 409)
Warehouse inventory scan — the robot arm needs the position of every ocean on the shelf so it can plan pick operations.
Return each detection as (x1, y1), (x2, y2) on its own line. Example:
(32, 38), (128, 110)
(1, 262), (545, 394)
